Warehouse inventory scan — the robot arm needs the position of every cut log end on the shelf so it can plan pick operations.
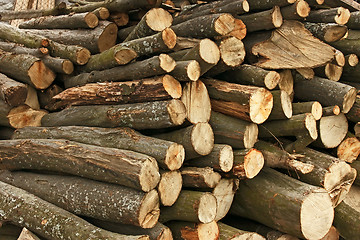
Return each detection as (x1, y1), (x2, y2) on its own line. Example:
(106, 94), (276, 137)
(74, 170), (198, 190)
(76, 48), (91, 65)
(158, 170), (182, 206)
(62, 60), (74, 75)
(198, 221), (219, 240)
(84, 12), (99, 28)
(8, 105), (47, 129)
(191, 123), (214, 156)
(281, 90), (293, 119)
(28, 61), (56, 90)
(335, 7), (351, 25)
(98, 23), (118, 52)
(139, 189), (160, 228)
(300, 188), (334, 240)
(146, 8), (173, 32)
(219, 37), (245, 67)
(334, 50), (345, 67)
(325, 63), (343, 82)
(337, 136), (360, 163)
(319, 114), (348, 148)
(243, 0), (250, 12)
(159, 54), (176, 73)
(139, 157), (161, 192)
(342, 87), (357, 113)
(264, 71), (281, 90)
(167, 99), (187, 126)
(163, 28), (177, 50)
(324, 26), (348, 43)
(311, 101), (323, 120)
(162, 75), (182, 99)
(214, 14), (235, 36)
(297, 0), (310, 18)
(305, 113), (318, 140)
(115, 48), (138, 65)
(200, 39), (220, 65)
(165, 143), (185, 171)
(187, 60), (201, 81)
(244, 149), (264, 179)
(244, 123), (259, 149)
(272, 6), (283, 28)
(160, 227), (173, 240)
(347, 54), (359, 67)
(249, 88), (273, 124)
(96, 7), (110, 20)
(198, 192), (217, 223)
(219, 145), (234, 173)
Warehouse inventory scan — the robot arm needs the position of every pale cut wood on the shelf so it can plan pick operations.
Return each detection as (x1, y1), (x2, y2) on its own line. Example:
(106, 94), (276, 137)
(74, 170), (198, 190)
(268, 90), (293, 120)
(170, 60), (200, 82)
(323, 105), (341, 116)
(277, 69), (294, 95)
(158, 170), (182, 206)
(314, 63), (343, 82)
(280, 0), (310, 20)
(0, 73), (27, 107)
(181, 167), (221, 189)
(218, 222), (265, 240)
(345, 54), (358, 67)
(245, 0), (296, 11)
(24, 85), (39, 110)
(213, 178), (239, 221)
(166, 221), (219, 240)
(334, 49), (345, 67)
(7, 105), (47, 129)
(306, 7), (351, 25)
(292, 101), (323, 120)
(296, 68), (314, 80)
(17, 228), (40, 240)
(337, 132), (360, 163)
(303, 22), (348, 43)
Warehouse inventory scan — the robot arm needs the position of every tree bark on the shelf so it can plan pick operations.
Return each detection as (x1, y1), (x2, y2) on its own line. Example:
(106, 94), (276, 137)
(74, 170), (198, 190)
(209, 111), (258, 149)
(292, 101), (323, 120)
(108, 12), (129, 27)
(345, 53), (358, 68)
(157, 170), (182, 206)
(165, 221), (219, 240)
(347, 11), (360, 30)
(229, 167), (334, 240)
(64, 54), (176, 88)
(47, 40), (91, 65)
(169, 60), (200, 82)
(341, 59), (360, 82)
(306, 7), (351, 25)
(337, 132), (360, 163)
(159, 190), (217, 223)
(323, 105), (341, 116)
(37, 84), (63, 109)
(280, 0), (310, 21)
(41, 99), (186, 130)
(303, 22), (348, 43)
(181, 167), (221, 189)
(346, 96), (360, 123)
(218, 222), (265, 240)
(245, 0), (296, 11)
(0, 73), (27, 107)
(0, 170), (160, 228)
(267, 90), (293, 120)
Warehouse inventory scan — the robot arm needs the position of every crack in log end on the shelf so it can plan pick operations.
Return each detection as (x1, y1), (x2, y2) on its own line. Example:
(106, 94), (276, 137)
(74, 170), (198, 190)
(167, 99), (186, 126)
(139, 158), (160, 192)
(214, 14), (235, 36)
(164, 143), (185, 171)
(138, 189), (160, 228)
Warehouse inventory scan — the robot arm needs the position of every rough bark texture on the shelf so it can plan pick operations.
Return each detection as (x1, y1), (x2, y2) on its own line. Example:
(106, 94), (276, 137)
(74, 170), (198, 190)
(303, 22), (348, 43)
(245, 0), (296, 11)
(166, 221), (219, 240)
(306, 7), (351, 25)
(0, 73), (27, 107)
(4, 104), (47, 129)
(181, 167), (221, 189)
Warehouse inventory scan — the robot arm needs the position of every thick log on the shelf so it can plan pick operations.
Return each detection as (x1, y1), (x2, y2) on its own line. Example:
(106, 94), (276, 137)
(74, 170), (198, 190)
(268, 90), (293, 120)
(47, 75), (182, 111)
(19, 12), (99, 29)
(158, 170), (182, 206)
(306, 7), (351, 25)
(292, 101), (322, 120)
(237, 6), (283, 32)
(0, 138), (161, 192)
(64, 54), (176, 88)
(314, 63), (343, 82)
(0, 73), (27, 107)
(0, 181), (149, 240)
(294, 74), (357, 113)
(154, 123), (214, 159)
(13, 126), (185, 171)
(337, 132), (360, 163)
(204, 78), (273, 124)
(41, 99), (186, 130)
(166, 221), (219, 240)
(181, 80), (211, 124)
(170, 60), (200, 82)
(218, 222), (265, 240)
(213, 178), (239, 221)
(185, 144), (233, 173)
(0, 51), (55, 90)
(280, 0), (310, 21)
(303, 22), (348, 43)
(347, 11), (360, 30)
(159, 190), (217, 223)
(209, 111), (258, 149)
(17, 228), (40, 240)
(125, 8), (172, 42)
(217, 64), (280, 90)
(181, 167), (221, 189)
(230, 167), (334, 239)
(0, 171), (160, 228)
(245, 0), (296, 11)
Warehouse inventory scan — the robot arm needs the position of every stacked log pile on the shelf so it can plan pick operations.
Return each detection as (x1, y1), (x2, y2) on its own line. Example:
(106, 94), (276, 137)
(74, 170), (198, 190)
(0, 0), (360, 239)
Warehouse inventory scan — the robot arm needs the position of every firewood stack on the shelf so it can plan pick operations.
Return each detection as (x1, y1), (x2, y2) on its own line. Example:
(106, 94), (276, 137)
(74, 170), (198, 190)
(0, 0), (360, 239)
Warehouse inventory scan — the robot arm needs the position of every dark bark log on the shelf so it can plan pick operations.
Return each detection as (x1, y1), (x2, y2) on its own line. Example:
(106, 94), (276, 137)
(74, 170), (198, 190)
(169, 60), (200, 82)
(218, 222), (265, 240)
(0, 180), (149, 240)
(109, 12), (129, 27)
(166, 221), (219, 240)
(64, 54), (176, 88)
(303, 22), (348, 43)
(344, 53), (358, 69)
(37, 84), (63, 109)
(337, 132), (360, 163)
(0, 171), (160, 228)
(323, 105), (341, 116)
(47, 40), (91, 65)
(294, 74), (357, 113)
(347, 11), (360, 30)
(41, 55), (74, 75)
(280, 0), (310, 21)
(181, 167), (221, 189)
(340, 59), (360, 82)
(292, 101), (323, 120)
(159, 190), (217, 223)
(320, 0), (360, 11)
(230, 167), (334, 239)
(0, 73), (27, 107)
(209, 111), (258, 149)
(0, 127), (14, 140)
(245, 0), (296, 11)
(0, 40), (48, 57)
(204, 78), (273, 124)
(314, 63), (343, 82)
(268, 90), (293, 120)
(350, 160), (360, 186)
(306, 7), (351, 25)
(346, 96), (360, 123)
(158, 170), (182, 206)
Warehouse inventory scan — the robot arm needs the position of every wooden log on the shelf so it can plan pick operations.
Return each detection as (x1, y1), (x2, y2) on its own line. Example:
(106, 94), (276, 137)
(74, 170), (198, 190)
(0, 180), (149, 240)
(341, 59), (360, 82)
(185, 144), (233, 173)
(47, 39), (91, 65)
(323, 105), (341, 116)
(17, 228), (40, 240)
(181, 167), (221, 189)
(303, 22), (348, 43)
(314, 63), (343, 82)
(166, 221), (219, 240)
(42, 99), (186, 130)
(124, 8), (173, 42)
(280, 0), (310, 21)
(159, 190), (217, 223)
(0, 73), (27, 107)
(229, 167), (334, 239)
(19, 12), (99, 29)
(0, 51), (55, 90)
(0, 170), (160, 228)
(213, 178), (239, 221)
(209, 111), (258, 149)
(296, 67), (314, 80)
(245, 0), (296, 12)
(0, 137), (161, 191)
(64, 54), (176, 88)
(0, 40), (48, 57)
(158, 170), (182, 206)
(47, 75), (182, 111)
(333, 49), (346, 67)
(346, 11), (360, 30)
(268, 90), (293, 120)
(277, 69), (294, 95)
(92, 7), (110, 20)
(328, 38), (360, 57)
(37, 84), (62, 109)
(154, 123), (214, 159)
(13, 126), (185, 171)
(169, 60), (200, 82)
(204, 78), (273, 124)
(306, 7), (351, 25)
(0, 224), (22, 239)
(41, 55), (74, 75)
(355, 122), (360, 138)
(320, 0), (360, 11)
(216, 64), (280, 90)
(294, 74), (357, 113)
(336, 132), (360, 163)
(109, 12), (129, 27)
(0, 127), (14, 140)
(292, 101), (323, 120)
(254, 140), (314, 174)
(344, 53), (358, 67)
(24, 85), (39, 110)
(218, 222), (265, 240)
(346, 96), (360, 123)
(350, 160), (360, 186)
(237, 6), (283, 32)
(181, 80), (211, 124)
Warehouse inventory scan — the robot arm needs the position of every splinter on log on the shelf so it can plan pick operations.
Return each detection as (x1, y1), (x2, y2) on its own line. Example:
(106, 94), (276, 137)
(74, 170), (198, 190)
(0, 181), (149, 240)
(0, 171), (160, 228)
(157, 170), (182, 206)
(165, 221), (219, 240)
(0, 73), (27, 107)
(230, 167), (334, 239)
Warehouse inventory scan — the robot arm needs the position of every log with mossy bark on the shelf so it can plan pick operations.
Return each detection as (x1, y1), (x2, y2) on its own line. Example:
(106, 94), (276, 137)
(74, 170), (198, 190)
(181, 167), (221, 189)
(0, 73), (27, 107)
(13, 126), (185, 171)
(292, 101), (322, 120)
(0, 180), (150, 240)
(159, 190), (217, 224)
(204, 78), (273, 124)
(303, 22), (348, 43)
(47, 75), (182, 111)
(42, 99), (186, 130)
(154, 123), (214, 160)
(0, 170), (160, 228)
(209, 111), (258, 149)
(166, 221), (219, 240)
(306, 7), (351, 25)
(218, 222), (265, 240)
(337, 132), (360, 163)
(294, 74), (357, 114)
(0, 138), (160, 192)
(64, 54), (176, 88)
(280, 0), (310, 21)
(229, 167), (334, 240)
(157, 170), (182, 206)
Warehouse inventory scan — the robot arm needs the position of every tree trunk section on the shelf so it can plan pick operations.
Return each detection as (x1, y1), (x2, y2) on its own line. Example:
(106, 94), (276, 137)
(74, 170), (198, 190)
(267, 90), (293, 120)
(169, 60), (200, 82)
(0, 73), (27, 107)
(306, 7), (351, 25)
(292, 101), (323, 120)
(181, 167), (221, 189)
(280, 0), (310, 21)
(165, 221), (219, 240)
(303, 22), (348, 43)
(218, 222), (265, 240)
(337, 132), (360, 163)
